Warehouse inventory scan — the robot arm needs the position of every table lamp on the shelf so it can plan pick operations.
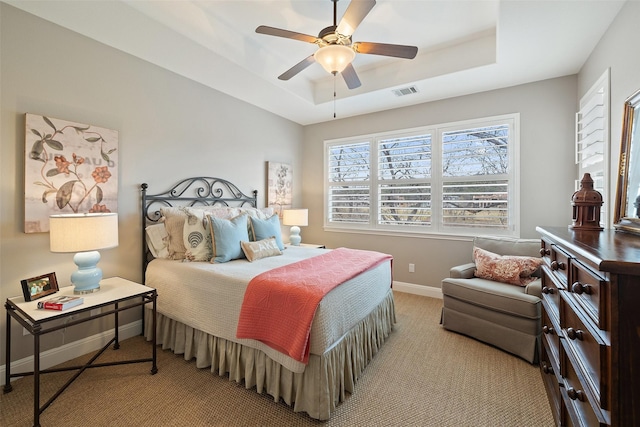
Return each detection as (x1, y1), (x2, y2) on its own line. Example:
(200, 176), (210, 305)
(49, 213), (119, 294)
(283, 209), (308, 246)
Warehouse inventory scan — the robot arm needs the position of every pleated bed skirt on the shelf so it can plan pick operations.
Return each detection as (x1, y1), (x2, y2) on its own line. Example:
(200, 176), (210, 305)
(144, 289), (395, 420)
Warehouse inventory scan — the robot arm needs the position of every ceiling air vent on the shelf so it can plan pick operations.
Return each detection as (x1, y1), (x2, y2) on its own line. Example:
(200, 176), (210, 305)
(392, 86), (419, 97)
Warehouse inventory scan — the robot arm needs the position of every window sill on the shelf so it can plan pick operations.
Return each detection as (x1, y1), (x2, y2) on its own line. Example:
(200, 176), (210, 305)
(322, 226), (485, 241)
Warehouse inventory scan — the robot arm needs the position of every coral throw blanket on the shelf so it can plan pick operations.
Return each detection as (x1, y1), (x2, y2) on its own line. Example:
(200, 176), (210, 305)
(236, 248), (393, 363)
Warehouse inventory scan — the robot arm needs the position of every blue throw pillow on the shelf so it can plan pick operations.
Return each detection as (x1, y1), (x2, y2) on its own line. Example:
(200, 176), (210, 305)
(249, 214), (284, 250)
(208, 213), (249, 263)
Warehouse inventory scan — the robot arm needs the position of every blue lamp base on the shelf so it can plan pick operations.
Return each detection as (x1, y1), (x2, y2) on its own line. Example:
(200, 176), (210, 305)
(71, 250), (103, 294)
(289, 226), (302, 246)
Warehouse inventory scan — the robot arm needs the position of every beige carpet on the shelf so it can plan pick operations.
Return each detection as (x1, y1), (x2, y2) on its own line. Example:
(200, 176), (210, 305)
(1, 291), (554, 426)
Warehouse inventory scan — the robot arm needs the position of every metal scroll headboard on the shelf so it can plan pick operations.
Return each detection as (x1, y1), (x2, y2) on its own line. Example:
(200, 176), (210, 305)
(140, 177), (258, 281)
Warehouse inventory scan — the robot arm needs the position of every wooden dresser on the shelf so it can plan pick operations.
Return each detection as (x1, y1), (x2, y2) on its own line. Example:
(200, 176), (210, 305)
(536, 226), (640, 426)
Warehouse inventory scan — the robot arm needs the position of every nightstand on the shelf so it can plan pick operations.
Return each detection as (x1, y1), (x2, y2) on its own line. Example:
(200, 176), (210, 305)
(3, 277), (157, 427)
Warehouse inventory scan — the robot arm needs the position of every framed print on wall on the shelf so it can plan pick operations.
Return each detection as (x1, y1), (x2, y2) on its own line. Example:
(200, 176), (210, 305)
(24, 114), (119, 233)
(267, 161), (292, 218)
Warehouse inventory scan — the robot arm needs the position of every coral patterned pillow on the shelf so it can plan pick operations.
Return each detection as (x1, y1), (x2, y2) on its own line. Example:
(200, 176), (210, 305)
(473, 247), (542, 286)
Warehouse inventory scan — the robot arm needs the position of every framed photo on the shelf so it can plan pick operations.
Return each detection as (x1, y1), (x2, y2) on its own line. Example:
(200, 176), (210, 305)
(21, 272), (59, 302)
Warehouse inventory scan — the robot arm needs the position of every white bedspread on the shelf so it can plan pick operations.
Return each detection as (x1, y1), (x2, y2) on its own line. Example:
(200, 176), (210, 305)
(145, 246), (392, 373)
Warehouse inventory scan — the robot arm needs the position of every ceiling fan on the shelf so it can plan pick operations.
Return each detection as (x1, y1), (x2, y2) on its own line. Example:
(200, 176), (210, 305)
(256, 0), (418, 89)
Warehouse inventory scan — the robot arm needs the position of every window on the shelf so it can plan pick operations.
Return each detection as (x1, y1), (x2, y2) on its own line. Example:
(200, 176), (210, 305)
(378, 134), (432, 227)
(325, 114), (520, 237)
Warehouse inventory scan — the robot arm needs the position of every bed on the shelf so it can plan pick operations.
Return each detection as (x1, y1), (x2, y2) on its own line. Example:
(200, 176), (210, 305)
(140, 177), (395, 420)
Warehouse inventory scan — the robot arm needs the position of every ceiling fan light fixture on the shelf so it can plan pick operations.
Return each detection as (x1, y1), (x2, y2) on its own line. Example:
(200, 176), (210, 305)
(257, 0), (416, 89)
(315, 44), (356, 74)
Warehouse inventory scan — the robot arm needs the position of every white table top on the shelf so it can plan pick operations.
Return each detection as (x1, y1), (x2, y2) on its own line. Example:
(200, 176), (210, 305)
(8, 277), (155, 322)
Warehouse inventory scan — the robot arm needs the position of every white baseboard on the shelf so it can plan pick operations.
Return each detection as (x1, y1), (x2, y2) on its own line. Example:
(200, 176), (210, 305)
(393, 281), (443, 299)
(1, 320), (142, 387)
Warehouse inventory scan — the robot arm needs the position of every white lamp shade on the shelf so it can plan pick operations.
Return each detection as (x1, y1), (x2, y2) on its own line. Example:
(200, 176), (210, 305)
(282, 209), (308, 227)
(50, 213), (119, 253)
(315, 45), (356, 74)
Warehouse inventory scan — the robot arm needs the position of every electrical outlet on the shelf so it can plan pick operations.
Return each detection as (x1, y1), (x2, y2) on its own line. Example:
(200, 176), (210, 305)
(409, 263), (415, 273)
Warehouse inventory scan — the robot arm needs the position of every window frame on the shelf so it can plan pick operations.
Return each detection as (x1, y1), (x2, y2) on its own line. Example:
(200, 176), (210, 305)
(323, 114), (521, 238)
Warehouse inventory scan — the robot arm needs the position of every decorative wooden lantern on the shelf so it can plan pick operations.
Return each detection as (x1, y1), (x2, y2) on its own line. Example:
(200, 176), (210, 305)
(570, 173), (603, 230)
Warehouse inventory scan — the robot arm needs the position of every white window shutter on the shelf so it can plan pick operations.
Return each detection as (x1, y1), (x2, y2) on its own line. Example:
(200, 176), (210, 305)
(576, 69), (610, 227)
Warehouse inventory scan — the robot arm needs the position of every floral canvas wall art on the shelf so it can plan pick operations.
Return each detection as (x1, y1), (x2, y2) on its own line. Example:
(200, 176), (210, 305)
(267, 161), (292, 218)
(24, 114), (119, 233)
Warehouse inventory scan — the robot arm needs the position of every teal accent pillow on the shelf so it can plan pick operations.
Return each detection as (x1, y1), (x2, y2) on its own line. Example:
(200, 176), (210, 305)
(249, 214), (284, 250)
(208, 213), (249, 263)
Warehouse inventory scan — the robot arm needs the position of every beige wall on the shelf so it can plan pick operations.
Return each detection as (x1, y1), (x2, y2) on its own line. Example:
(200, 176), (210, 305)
(0, 4), (303, 364)
(302, 76), (578, 288)
(578, 0), (640, 214)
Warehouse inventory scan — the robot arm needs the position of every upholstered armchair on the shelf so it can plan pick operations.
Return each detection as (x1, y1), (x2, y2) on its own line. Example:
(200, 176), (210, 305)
(441, 236), (542, 364)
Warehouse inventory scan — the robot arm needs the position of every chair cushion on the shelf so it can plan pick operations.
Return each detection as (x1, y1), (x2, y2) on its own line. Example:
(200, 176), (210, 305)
(441, 277), (541, 320)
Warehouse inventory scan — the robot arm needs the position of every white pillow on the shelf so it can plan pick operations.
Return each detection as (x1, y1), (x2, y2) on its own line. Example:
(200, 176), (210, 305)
(145, 223), (169, 259)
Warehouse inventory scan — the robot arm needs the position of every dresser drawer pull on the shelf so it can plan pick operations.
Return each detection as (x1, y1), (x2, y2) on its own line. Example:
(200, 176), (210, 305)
(550, 261), (566, 271)
(567, 387), (586, 401)
(566, 328), (584, 341)
(541, 286), (556, 295)
(541, 362), (554, 375)
(571, 281), (592, 295)
(540, 248), (550, 256)
(542, 325), (555, 335)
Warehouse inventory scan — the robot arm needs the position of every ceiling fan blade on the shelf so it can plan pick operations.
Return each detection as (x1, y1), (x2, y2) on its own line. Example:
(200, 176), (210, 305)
(341, 63), (361, 89)
(278, 55), (316, 81)
(256, 26), (319, 44)
(336, 0), (376, 36)
(354, 41), (418, 59)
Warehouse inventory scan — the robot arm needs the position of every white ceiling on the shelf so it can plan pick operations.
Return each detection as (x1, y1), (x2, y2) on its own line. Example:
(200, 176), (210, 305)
(6, 0), (626, 125)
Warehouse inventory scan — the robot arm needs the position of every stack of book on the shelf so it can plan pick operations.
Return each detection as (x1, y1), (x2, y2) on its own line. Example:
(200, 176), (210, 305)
(37, 295), (84, 311)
